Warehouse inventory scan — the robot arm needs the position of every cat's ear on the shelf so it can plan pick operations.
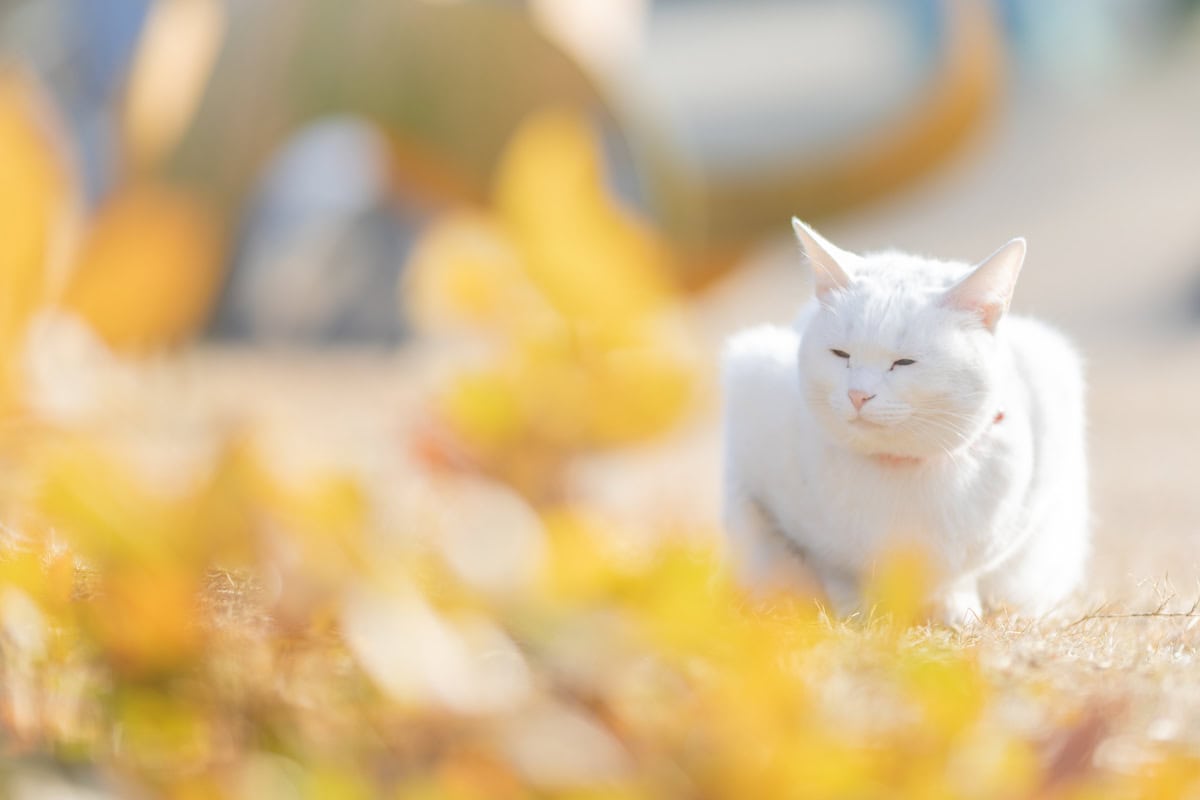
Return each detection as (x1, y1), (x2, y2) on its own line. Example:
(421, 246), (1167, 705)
(792, 217), (852, 301)
(941, 238), (1026, 332)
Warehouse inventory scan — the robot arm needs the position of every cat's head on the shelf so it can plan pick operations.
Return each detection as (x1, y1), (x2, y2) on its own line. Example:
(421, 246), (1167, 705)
(792, 218), (1025, 460)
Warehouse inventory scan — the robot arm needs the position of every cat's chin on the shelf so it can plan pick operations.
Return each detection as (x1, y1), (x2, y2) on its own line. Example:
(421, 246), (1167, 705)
(835, 426), (944, 462)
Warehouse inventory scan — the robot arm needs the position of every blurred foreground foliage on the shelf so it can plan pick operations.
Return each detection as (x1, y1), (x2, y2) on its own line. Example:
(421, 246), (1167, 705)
(0, 72), (1197, 798)
(408, 110), (694, 499)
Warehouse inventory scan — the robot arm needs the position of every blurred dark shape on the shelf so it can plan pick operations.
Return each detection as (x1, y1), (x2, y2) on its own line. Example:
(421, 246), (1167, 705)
(163, 1), (603, 214)
(0, 0), (150, 200)
(1187, 271), (1200, 324)
(213, 118), (414, 345)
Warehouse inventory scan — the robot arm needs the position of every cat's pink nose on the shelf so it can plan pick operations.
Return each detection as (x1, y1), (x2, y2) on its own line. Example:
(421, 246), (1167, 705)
(848, 390), (875, 411)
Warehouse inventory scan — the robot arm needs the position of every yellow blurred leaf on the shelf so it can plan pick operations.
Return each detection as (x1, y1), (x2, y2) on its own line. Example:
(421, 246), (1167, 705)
(537, 510), (628, 608)
(772, 733), (884, 798)
(62, 183), (221, 351)
(87, 565), (203, 675)
(627, 544), (734, 655)
(301, 766), (376, 800)
(583, 339), (694, 444)
(863, 545), (936, 629)
(34, 440), (204, 565)
(407, 110), (695, 483)
(116, 688), (212, 773)
(946, 734), (1039, 797)
(243, 461), (371, 628)
(256, 469), (367, 549)
(900, 655), (987, 739)
(405, 213), (560, 337)
(1137, 754), (1200, 799)
(493, 110), (672, 328)
(0, 69), (73, 399)
(442, 370), (526, 453)
(399, 751), (526, 800)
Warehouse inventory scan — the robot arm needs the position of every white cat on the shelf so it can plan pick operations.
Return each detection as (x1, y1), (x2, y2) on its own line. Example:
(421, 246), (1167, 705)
(721, 219), (1088, 625)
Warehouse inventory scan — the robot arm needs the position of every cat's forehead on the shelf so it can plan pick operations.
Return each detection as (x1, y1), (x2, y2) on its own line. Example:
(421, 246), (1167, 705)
(827, 254), (968, 343)
(852, 251), (966, 290)
(831, 285), (925, 343)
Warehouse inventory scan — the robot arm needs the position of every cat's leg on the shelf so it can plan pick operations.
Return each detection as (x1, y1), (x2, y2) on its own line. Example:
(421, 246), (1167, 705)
(723, 491), (806, 591)
(724, 489), (856, 610)
(931, 576), (983, 628)
(818, 571), (862, 619)
(980, 496), (1088, 617)
(980, 518), (1087, 618)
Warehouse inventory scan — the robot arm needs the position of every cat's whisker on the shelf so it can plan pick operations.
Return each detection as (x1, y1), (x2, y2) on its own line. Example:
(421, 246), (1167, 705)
(909, 410), (975, 432)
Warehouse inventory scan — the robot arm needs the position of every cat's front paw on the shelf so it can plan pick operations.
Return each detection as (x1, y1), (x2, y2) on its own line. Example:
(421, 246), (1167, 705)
(933, 585), (984, 629)
(819, 573), (862, 620)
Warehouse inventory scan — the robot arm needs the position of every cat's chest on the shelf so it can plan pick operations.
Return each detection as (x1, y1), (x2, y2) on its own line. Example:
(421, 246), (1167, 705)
(768, 430), (1025, 572)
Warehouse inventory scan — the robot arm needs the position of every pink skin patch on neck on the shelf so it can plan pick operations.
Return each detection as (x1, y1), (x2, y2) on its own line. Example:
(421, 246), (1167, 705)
(872, 410), (1005, 467)
(872, 453), (922, 467)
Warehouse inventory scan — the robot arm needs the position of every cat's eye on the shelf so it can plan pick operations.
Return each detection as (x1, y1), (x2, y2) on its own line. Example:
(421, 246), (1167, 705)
(830, 349), (850, 359)
(891, 358), (917, 369)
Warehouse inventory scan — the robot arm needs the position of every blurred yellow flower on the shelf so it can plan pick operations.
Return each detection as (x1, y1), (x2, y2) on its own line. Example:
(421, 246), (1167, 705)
(406, 110), (695, 494)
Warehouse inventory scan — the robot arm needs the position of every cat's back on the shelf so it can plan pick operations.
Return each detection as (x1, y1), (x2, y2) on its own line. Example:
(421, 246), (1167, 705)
(720, 322), (808, 482)
(1003, 315), (1085, 414)
(1002, 315), (1087, 513)
(721, 322), (802, 421)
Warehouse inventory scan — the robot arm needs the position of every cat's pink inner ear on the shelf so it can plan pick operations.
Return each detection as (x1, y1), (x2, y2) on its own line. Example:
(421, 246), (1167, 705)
(792, 217), (852, 301)
(941, 238), (1026, 331)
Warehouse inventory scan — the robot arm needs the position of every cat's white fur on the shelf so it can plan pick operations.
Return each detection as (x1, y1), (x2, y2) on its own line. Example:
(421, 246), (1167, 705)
(721, 219), (1088, 625)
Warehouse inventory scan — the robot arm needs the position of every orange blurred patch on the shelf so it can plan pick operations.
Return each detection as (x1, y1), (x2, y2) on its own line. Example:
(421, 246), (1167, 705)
(62, 184), (221, 352)
(86, 565), (203, 676)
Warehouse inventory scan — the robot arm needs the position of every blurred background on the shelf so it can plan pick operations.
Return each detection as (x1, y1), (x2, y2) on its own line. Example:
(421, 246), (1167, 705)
(4, 1), (1200, 795)
(2, 0), (1200, 605)
(2, 0), (1200, 582)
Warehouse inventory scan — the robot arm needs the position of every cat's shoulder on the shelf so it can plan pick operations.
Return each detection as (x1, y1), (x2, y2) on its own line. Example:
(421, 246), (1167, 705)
(722, 324), (799, 374)
(720, 323), (807, 471)
(1003, 316), (1083, 368)
(1002, 316), (1086, 401)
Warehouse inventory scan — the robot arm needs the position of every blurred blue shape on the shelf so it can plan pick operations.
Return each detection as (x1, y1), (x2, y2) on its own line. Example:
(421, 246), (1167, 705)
(66, 0), (150, 99)
(214, 117), (419, 345)
(997, 0), (1188, 88)
(0, 0), (150, 201)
